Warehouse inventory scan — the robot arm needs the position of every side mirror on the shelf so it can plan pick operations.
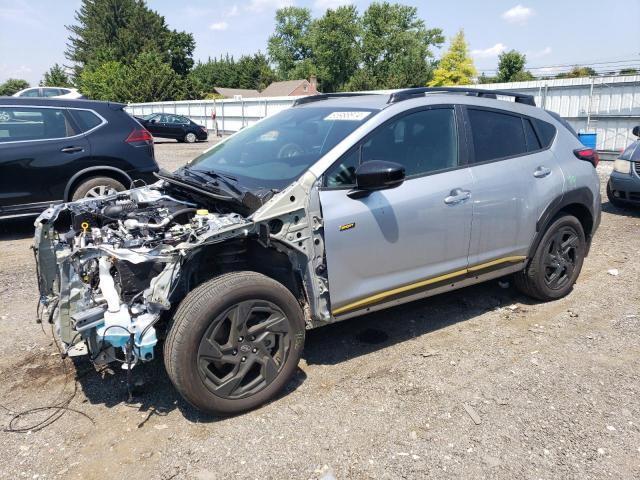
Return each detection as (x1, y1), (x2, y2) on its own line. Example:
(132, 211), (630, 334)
(150, 119), (157, 124)
(633, 126), (640, 137)
(348, 160), (405, 198)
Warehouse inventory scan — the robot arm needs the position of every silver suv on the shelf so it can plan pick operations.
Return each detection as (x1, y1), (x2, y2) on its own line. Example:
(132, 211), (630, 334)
(34, 88), (601, 415)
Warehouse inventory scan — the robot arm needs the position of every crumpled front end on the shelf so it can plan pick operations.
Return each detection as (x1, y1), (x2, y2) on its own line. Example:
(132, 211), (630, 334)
(33, 183), (251, 367)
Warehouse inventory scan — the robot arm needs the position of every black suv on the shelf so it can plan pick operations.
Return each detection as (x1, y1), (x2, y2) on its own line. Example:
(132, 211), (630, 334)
(0, 98), (159, 219)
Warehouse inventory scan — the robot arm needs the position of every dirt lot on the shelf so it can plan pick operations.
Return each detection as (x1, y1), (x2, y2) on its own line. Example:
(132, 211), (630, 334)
(0, 140), (639, 480)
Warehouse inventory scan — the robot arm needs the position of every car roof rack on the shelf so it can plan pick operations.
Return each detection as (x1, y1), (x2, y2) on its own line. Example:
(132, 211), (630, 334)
(292, 93), (373, 107)
(387, 87), (536, 107)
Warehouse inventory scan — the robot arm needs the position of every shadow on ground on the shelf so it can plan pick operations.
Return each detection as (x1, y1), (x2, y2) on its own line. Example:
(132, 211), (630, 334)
(73, 278), (523, 422)
(601, 200), (640, 217)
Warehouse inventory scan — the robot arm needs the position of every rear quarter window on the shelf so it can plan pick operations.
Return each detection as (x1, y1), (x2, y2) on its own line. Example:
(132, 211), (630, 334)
(532, 118), (557, 148)
(69, 109), (103, 132)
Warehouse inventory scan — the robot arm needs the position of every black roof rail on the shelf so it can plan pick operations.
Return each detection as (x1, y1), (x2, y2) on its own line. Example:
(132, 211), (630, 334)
(292, 92), (373, 107)
(387, 87), (536, 107)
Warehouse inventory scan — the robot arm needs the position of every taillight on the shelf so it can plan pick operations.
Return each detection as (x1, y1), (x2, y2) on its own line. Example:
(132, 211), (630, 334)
(574, 147), (599, 167)
(126, 128), (153, 144)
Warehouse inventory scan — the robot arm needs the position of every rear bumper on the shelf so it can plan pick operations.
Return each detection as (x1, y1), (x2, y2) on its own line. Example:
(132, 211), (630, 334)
(608, 171), (640, 204)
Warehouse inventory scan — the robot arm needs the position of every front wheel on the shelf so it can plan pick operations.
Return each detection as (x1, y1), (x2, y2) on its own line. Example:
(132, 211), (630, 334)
(515, 214), (586, 301)
(164, 271), (305, 415)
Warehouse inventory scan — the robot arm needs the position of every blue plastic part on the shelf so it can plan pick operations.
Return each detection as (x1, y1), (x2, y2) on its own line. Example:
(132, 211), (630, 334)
(579, 132), (597, 149)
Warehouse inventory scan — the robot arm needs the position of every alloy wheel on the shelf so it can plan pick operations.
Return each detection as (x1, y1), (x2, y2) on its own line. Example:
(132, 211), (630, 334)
(84, 185), (118, 198)
(542, 226), (579, 290)
(197, 300), (292, 399)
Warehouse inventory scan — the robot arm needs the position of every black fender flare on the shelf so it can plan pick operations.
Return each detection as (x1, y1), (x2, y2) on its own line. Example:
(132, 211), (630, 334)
(64, 166), (133, 201)
(528, 187), (596, 260)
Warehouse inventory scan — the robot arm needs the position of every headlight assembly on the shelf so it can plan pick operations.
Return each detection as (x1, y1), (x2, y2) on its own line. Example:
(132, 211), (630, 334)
(613, 159), (631, 174)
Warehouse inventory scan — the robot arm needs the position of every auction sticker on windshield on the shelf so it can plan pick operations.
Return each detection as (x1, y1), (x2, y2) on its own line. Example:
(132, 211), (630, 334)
(324, 111), (371, 121)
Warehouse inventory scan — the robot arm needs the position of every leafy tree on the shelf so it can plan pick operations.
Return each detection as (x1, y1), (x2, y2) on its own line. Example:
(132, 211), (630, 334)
(349, 2), (444, 90)
(0, 79), (30, 96)
(78, 61), (128, 101)
(477, 73), (497, 84)
(555, 66), (597, 79)
(40, 64), (74, 87)
(267, 7), (313, 80)
(308, 5), (360, 92)
(496, 50), (528, 82)
(429, 30), (476, 86)
(236, 53), (277, 90)
(66, 0), (194, 78)
(620, 68), (638, 75)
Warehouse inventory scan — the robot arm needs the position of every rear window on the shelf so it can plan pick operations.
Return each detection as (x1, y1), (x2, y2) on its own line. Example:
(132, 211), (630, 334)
(69, 109), (103, 132)
(0, 107), (78, 142)
(468, 109), (527, 163)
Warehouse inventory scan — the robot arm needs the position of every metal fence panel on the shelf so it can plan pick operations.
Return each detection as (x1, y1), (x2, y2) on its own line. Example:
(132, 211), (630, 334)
(127, 75), (640, 152)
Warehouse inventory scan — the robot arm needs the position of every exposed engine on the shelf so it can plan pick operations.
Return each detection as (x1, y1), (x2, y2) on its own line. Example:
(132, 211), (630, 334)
(34, 182), (251, 367)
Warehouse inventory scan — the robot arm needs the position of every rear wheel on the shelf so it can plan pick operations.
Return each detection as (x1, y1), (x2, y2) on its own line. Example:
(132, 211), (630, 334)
(164, 271), (305, 415)
(71, 176), (126, 201)
(606, 180), (626, 208)
(184, 132), (197, 143)
(515, 214), (586, 301)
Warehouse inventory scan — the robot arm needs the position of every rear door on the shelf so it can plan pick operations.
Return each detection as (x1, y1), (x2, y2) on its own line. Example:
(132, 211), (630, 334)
(0, 105), (90, 212)
(319, 106), (474, 315)
(464, 107), (564, 266)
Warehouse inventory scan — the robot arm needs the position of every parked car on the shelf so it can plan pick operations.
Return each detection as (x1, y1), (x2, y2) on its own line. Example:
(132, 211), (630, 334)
(136, 113), (208, 143)
(0, 98), (158, 219)
(606, 126), (640, 207)
(12, 87), (84, 99)
(34, 87), (600, 415)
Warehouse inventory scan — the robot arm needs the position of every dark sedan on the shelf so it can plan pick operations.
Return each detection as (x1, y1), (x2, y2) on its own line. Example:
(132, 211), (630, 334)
(0, 98), (158, 219)
(137, 113), (208, 143)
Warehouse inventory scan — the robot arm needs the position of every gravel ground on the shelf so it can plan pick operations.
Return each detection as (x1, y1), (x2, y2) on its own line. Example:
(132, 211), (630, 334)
(0, 143), (639, 480)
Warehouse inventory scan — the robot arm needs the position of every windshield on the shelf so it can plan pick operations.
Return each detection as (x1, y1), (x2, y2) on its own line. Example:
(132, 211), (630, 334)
(187, 106), (375, 190)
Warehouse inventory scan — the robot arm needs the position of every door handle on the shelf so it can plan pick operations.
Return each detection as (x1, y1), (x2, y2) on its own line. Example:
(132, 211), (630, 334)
(61, 146), (84, 153)
(533, 166), (552, 178)
(444, 188), (471, 205)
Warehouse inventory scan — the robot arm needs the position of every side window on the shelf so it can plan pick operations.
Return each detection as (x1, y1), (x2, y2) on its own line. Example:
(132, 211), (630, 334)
(324, 148), (359, 188)
(532, 119), (557, 148)
(361, 108), (458, 176)
(43, 88), (60, 97)
(20, 89), (40, 98)
(523, 118), (541, 151)
(69, 109), (103, 132)
(468, 109), (527, 163)
(0, 107), (78, 142)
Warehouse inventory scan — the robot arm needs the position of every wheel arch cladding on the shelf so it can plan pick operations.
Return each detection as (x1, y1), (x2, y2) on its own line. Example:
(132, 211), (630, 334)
(530, 187), (595, 259)
(64, 167), (133, 201)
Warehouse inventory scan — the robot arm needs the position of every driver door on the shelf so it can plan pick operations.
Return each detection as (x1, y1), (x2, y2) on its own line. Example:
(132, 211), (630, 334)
(319, 106), (474, 316)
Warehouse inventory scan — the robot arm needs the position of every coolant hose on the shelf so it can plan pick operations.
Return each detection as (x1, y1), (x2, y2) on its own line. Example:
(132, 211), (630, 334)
(99, 257), (120, 313)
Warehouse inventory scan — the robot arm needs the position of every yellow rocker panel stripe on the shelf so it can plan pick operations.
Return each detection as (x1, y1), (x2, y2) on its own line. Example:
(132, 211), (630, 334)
(332, 256), (526, 316)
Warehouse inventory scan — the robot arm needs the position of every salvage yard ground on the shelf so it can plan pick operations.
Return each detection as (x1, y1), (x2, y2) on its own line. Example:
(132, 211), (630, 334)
(0, 139), (639, 479)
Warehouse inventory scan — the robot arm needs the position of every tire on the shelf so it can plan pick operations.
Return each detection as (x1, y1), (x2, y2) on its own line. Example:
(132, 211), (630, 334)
(184, 132), (197, 143)
(514, 214), (586, 301)
(606, 180), (626, 208)
(71, 176), (126, 201)
(164, 271), (305, 415)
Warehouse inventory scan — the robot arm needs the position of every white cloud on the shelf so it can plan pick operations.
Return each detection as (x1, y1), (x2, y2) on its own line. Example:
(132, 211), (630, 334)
(528, 46), (552, 58)
(245, 0), (294, 13)
(313, 0), (352, 10)
(471, 43), (508, 58)
(226, 5), (239, 17)
(209, 21), (229, 31)
(501, 5), (535, 24)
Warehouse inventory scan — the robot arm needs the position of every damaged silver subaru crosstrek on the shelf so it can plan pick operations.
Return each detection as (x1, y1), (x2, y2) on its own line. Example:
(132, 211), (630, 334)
(34, 88), (601, 415)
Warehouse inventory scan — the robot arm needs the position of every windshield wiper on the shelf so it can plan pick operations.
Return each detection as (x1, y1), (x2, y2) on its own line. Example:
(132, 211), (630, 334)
(155, 169), (242, 204)
(183, 167), (241, 194)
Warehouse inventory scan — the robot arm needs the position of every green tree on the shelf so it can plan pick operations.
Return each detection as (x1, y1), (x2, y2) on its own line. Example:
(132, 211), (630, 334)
(555, 66), (597, 79)
(308, 5), (360, 92)
(349, 2), (444, 90)
(40, 64), (74, 87)
(0, 78), (30, 96)
(429, 30), (476, 86)
(620, 68), (638, 75)
(477, 72), (497, 84)
(124, 51), (186, 102)
(78, 61), (128, 101)
(66, 0), (195, 78)
(267, 6), (312, 80)
(236, 53), (277, 90)
(496, 50), (528, 82)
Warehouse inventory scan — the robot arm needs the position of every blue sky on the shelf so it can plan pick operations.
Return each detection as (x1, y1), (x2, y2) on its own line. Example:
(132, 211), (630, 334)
(0, 0), (638, 85)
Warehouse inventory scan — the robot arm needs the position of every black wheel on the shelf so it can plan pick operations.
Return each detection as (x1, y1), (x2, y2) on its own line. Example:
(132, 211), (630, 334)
(71, 176), (126, 201)
(515, 214), (586, 301)
(606, 180), (626, 208)
(164, 271), (305, 415)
